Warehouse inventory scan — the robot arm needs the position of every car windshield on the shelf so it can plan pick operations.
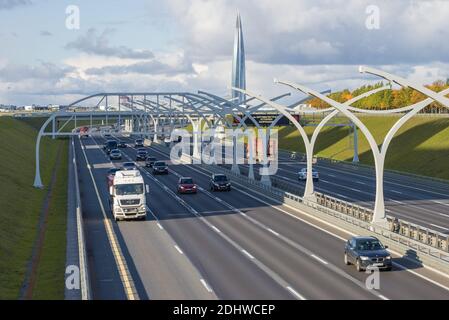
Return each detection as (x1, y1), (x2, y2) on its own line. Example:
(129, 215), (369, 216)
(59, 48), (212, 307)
(301, 169), (316, 173)
(147, 157), (156, 161)
(214, 175), (228, 182)
(108, 169), (119, 175)
(181, 178), (193, 184)
(136, 140), (143, 143)
(123, 163), (135, 167)
(115, 183), (143, 195)
(356, 239), (384, 251)
(111, 150), (120, 153)
(155, 162), (166, 167)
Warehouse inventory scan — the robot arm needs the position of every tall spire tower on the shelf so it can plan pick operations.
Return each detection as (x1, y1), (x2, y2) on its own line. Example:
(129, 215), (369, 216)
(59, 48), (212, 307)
(232, 11), (246, 105)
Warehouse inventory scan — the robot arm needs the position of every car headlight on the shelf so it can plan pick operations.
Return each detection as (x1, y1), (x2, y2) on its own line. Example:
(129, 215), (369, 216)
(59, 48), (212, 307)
(360, 256), (370, 261)
(385, 256), (391, 260)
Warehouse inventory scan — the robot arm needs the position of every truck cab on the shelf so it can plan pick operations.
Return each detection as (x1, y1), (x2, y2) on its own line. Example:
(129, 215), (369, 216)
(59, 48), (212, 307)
(109, 170), (148, 221)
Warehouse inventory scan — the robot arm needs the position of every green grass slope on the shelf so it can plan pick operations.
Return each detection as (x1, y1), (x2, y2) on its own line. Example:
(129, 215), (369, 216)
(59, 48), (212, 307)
(279, 115), (449, 180)
(0, 117), (67, 299)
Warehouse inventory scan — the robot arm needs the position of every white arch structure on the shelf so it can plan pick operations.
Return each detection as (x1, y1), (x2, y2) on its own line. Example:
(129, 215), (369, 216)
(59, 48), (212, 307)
(233, 66), (449, 226)
(33, 68), (449, 228)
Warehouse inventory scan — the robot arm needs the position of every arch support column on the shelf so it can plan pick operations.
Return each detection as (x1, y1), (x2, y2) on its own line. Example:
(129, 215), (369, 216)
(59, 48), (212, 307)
(373, 155), (387, 226)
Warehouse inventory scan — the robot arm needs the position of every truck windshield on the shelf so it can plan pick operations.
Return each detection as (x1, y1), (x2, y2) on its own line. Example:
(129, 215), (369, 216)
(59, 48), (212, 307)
(115, 183), (144, 195)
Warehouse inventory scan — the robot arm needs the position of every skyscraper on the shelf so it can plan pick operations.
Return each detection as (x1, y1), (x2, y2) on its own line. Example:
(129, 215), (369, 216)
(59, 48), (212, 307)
(231, 12), (246, 106)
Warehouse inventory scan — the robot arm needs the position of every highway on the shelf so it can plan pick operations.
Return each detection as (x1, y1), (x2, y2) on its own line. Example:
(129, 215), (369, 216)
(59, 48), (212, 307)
(74, 132), (449, 300)
(235, 151), (449, 233)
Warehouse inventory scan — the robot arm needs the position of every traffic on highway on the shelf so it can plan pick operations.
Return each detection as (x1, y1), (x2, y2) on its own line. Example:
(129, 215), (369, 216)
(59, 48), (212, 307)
(3, 2), (449, 316)
(72, 129), (449, 302)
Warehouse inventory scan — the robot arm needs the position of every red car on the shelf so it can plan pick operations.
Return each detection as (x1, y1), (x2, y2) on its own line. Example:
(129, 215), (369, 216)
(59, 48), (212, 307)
(106, 168), (120, 187)
(177, 177), (197, 194)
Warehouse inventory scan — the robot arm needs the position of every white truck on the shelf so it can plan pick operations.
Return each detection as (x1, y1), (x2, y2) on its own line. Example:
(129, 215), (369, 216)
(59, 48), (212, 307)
(108, 170), (148, 221)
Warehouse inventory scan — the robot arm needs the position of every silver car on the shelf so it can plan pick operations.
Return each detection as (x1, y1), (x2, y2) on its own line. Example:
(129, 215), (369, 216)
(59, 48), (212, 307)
(298, 168), (319, 182)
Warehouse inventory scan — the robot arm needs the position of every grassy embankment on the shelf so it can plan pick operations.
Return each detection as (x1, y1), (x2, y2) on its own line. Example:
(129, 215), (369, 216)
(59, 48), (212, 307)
(279, 115), (449, 180)
(0, 117), (68, 299)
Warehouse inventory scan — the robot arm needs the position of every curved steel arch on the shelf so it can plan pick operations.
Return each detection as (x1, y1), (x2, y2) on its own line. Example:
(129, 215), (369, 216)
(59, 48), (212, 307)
(232, 85), (390, 199)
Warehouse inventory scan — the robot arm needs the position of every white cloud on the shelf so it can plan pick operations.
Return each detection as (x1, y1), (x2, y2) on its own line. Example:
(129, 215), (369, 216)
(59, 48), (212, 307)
(65, 28), (154, 59)
(2, 0), (449, 106)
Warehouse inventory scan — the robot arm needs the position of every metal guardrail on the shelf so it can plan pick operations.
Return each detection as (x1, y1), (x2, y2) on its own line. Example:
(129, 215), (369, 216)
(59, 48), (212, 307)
(71, 136), (91, 300)
(314, 192), (449, 254)
(208, 163), (449, 262)
(151, 142), (449, 263)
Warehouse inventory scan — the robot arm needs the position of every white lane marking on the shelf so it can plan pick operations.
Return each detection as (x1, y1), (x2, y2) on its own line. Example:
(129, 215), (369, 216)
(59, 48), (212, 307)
(378, 294), (389, 300)
(174, 245), (184, 255)
(311, 254), (329, 265)
(391, 190), (403, 195)
(119, 139), (306, 299)
(241, 249), (255, 259)
(356, 181), (367, 185)
(155, 154), (384, 300)
(267, 228), (280, 236)
(211, 225), (221, 233)
(314, 163), (449, 198)
(157, 222), (164, 230)
(150, 137), (449, 293)
(200, 279), (213, 293)
(433, 200), (449, 207)
(232, 180), (449, 292)
(286, 286), (306, 300)
(430, 224), (449, 231)
(79, 137), (138, 300)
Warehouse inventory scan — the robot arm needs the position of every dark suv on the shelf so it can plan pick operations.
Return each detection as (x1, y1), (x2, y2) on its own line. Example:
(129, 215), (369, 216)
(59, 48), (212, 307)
(210, 174), (231, 192)
(104, 140), (118, 154)
(153, 161), (168, 175)
(145, 156), (157, 168)
(136, 148), (148, 161)
(135, 139), (144, 148)
(344, 236), (392, 271)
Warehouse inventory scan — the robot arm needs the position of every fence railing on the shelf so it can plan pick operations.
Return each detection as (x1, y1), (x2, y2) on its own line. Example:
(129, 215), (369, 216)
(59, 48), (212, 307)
(150, 142), (449, 263)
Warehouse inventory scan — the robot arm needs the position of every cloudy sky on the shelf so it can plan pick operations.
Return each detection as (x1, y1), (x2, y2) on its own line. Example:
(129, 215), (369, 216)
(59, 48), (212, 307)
(1, 0), (449, 105)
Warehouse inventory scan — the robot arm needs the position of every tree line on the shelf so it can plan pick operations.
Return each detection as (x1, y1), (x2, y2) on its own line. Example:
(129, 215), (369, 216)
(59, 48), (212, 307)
(308, 79), (449, 113)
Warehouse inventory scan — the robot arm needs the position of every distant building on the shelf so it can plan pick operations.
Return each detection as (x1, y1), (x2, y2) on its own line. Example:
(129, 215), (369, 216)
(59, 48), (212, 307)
(231, 12), (246, 106)
(24, 105), (34, 111)
(48, 104), (60, 111)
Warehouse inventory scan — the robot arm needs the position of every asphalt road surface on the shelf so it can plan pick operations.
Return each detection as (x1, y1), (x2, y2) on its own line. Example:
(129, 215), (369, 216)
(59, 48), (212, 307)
(74, 133), (449, 300)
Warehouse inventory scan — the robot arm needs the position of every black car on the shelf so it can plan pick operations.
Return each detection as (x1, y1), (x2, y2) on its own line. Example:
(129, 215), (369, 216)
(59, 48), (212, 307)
(117, 140), (127, 148)
(122, 162), (137, 171)
(135, 139), (144, 148)
(344, 236), (392, 271)
(104, 140), (118, 154)
(153, 161), (168, 174)
(136, 148), (148, 161)
(210, 174), (231, 191)
(145, 156), (157, 168)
